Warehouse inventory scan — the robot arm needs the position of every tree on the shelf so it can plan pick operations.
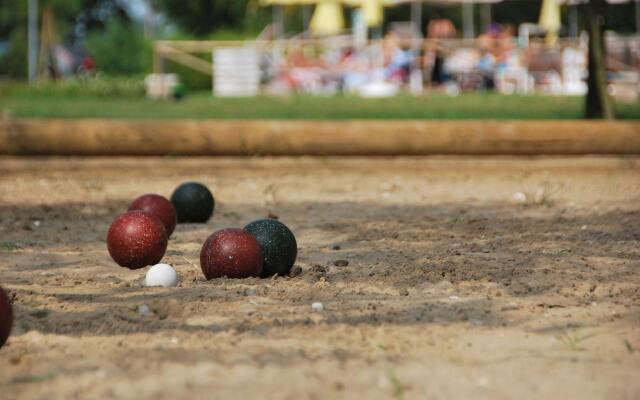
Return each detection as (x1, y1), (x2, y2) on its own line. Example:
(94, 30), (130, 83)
(585, 0), (616, 119)
(0, 0), (130, 79)
(86, 19), (150, 75)
(152, 0), (254, 37)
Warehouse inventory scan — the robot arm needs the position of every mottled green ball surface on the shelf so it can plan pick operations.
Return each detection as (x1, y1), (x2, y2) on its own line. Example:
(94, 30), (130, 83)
(244, 219), (297, 278)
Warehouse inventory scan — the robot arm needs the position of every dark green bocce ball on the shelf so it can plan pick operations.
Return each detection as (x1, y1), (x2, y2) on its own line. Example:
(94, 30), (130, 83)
(170, 182), (215, 223)
(244, 219), (297, 278)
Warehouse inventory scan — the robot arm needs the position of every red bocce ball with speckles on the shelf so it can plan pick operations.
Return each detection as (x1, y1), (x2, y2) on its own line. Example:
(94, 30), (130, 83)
(200, 228), (263, 279)
(128, 194), (177, 237)
(0, 286), (13, 349)
(107, 211), (168, 270)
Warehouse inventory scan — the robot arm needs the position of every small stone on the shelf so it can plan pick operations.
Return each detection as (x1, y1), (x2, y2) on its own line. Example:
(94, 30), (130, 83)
(332, 245), (341, 251)
(513, 192), (527, 203)
(30, 309), (49, 318)
(289, 265), (302, 278)
(311, 302), (324, 312)
(311, 264), (327, 273)
(137, 304), (152, 317)
(333, 260), (349, 267)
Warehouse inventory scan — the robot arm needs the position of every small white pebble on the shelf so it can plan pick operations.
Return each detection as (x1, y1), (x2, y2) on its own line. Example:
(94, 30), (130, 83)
(581, 225), (588, 230)
(144, 264), (178, 288)
(449, 295), (460, 300)
(33, 220), (41, 227)
(476, 376), (490, 387)
(512, 192), (527, 203)
(137, 304), (152, 317)
(311, 302), (324, 312)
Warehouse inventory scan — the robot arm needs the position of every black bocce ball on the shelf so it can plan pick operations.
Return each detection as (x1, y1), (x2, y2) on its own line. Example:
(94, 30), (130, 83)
(244, 219), (297, 278)
(170, 182), (215, 223)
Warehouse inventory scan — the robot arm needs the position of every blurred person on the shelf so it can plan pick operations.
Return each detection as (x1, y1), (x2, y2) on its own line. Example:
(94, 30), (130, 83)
(425, 12), (457, 87)
(77, 55), (96, 77)
(493, 24), (530, 94)
(281, 45), (326, 94)
(477, 50), (496, 90)
(475, 23), (507, 91)
(383, 32), (412, 84)
(338, 47), (371, 93)
(477, 23), (501, 56)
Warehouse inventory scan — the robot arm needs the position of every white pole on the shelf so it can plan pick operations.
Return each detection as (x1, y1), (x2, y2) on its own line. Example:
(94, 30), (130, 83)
(28, 0), (38, 82)
(462, 3), (475, 39)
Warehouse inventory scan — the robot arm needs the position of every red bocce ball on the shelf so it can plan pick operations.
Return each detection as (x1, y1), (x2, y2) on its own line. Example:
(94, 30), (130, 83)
(200, 228), (263, 279)
(107, 210), (168, 270)
(128, 194), (177, 237)
(0, 286), (13, 349)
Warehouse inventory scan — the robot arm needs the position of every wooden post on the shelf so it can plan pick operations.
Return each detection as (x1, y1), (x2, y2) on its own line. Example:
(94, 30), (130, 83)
(585, 0), (616, 119)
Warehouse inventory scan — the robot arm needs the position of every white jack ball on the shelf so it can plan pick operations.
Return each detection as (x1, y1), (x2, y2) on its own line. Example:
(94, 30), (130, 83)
(144, 264), (178, 288)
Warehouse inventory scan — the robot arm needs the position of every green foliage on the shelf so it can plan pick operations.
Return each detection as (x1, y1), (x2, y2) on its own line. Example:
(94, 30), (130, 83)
(152, 0), (269, 38)
(165, 60), (211, 91)
(3, 76), (145, 98)
(0, 29), (28, 79)
(2, 92), (639, 120)
(85, 20), (151, 75)
(0, 0), (131, 79)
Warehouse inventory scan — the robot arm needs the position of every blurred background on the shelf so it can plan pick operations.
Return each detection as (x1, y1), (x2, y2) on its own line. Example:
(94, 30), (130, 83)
(0, 0), (638, 119)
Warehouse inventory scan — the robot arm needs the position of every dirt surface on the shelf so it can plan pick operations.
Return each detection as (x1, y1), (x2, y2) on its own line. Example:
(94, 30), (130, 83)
(0, 156), (639, 400)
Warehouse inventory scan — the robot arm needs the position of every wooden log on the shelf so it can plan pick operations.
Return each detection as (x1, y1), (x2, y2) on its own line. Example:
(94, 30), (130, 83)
(1, 119), (639, 156)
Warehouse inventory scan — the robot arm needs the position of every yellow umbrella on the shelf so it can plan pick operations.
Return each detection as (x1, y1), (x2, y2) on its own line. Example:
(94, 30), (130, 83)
(310, 1), (345, 35)
(539, 0), (561, 45)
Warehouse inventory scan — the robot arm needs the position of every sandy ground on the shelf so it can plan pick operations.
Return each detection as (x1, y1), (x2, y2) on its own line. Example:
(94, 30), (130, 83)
(0, 156), (638, 400)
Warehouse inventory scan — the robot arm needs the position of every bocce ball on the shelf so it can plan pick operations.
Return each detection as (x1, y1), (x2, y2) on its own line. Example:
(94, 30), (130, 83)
(0, 286), (13, 349)
(200, 228), (263, 279)
(129, 194), (177, 237)
(170, 182), (215, 223)
(144, 264), (178, 288)
(244, 219), (297, 278)
(107, 210), (168, 270)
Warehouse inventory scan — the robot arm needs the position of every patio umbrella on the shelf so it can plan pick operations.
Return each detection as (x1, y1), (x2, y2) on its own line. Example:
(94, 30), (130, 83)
(539, 0), (561, 45)
(310, 1), (346, 35)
